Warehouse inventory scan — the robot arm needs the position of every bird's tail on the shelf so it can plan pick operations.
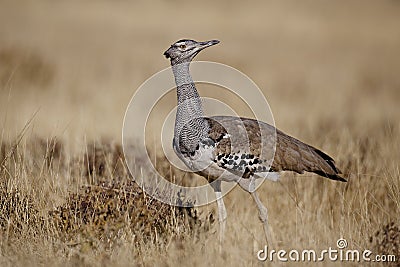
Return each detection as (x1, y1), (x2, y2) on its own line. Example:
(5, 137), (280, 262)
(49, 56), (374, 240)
(273, 129), (347, 182)
(310, 148), (347, 182)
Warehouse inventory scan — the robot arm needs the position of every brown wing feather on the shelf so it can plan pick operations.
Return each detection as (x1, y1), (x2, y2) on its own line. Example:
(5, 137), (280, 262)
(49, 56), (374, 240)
(272, 129), (346, 182)
(207, 116), (346, 182)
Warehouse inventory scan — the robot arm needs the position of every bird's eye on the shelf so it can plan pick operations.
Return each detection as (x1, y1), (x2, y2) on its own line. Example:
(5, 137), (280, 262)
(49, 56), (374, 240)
(179, 44), (186, 49)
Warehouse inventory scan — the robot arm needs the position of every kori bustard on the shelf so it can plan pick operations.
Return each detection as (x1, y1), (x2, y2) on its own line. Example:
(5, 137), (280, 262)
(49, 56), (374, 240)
(164, 39), (346, 244)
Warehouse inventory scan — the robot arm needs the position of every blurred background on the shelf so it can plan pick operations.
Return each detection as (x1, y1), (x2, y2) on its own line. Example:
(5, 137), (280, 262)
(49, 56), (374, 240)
(1, 0), (399, 147)
(1, 1), (400, 265)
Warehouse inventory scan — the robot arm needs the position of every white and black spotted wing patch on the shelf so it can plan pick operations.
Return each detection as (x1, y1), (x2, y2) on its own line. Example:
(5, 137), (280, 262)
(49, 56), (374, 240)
(213, 152), (269, 178)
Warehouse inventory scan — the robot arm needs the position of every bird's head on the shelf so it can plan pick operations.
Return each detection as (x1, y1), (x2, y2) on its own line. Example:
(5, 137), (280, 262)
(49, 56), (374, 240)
(164, 39), (219, 64)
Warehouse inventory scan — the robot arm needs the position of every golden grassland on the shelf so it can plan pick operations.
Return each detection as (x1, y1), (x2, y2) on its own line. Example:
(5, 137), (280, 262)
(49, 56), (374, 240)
(1, 0), (400, 266)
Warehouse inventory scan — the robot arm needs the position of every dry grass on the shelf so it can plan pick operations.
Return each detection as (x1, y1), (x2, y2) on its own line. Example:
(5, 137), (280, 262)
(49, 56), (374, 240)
(1, 0), (400, 266)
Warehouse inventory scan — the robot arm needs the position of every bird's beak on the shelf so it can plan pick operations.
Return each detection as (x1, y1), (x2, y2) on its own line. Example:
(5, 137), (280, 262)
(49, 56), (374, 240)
(198, 40), (220, 50)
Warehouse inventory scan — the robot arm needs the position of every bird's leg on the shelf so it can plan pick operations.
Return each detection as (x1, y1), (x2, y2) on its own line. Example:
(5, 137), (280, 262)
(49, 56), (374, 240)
(250, 190), (274, 246)
(211, 180), (227, 249)
(238, 178), (274, 246)
(215, 191), (227, 244)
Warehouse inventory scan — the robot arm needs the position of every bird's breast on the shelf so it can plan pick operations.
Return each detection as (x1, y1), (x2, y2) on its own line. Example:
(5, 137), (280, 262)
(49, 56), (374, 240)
(173, 139), (216, 173)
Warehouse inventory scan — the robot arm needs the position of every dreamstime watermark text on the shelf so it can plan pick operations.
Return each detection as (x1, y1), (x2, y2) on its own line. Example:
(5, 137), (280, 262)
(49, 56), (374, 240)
(257, 239), (397, 263)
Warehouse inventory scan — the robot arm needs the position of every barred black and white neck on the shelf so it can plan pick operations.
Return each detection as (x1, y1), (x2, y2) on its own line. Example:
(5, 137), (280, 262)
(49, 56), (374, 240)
(164, 39), (219, 156)
(172, 62), (209, 155)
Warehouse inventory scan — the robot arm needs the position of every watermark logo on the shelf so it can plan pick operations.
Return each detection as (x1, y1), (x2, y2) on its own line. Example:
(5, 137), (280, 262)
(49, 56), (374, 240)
(336, 238), (348, 249)
(122, 61), (276, 207)
(256, 238), (397, 263)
